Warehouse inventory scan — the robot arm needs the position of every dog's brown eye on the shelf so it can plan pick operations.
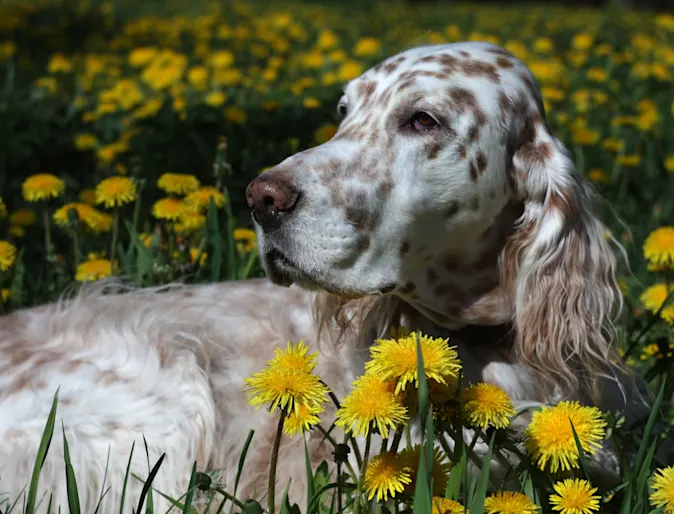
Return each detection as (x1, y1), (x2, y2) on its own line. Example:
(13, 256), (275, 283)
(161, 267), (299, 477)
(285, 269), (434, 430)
(413, 112), (437, 130)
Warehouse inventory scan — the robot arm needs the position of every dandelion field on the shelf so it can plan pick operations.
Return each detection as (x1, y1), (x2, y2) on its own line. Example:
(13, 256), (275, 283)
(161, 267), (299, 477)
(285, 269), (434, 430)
(0, 0), (674, 513)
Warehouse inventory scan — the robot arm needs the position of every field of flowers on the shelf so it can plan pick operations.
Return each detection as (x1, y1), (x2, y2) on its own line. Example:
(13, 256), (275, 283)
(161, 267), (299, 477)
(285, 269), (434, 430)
(0, 0), (674, 513)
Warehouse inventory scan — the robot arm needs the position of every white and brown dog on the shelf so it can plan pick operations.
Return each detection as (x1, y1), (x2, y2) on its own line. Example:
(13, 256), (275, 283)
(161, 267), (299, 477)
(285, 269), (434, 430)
(0, 42), (646, 512)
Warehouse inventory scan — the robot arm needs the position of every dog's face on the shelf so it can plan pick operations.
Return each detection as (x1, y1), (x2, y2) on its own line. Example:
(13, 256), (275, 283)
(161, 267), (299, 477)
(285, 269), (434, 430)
(247, 42), (542, 300)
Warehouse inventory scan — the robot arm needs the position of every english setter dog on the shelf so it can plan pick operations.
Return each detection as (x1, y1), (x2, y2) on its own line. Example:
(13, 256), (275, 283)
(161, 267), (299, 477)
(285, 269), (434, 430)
(0, 42), (646, 512)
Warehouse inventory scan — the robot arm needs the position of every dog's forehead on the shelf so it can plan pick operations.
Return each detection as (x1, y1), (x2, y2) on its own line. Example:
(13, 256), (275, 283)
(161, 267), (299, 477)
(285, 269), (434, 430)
(345, 42), (531, 104)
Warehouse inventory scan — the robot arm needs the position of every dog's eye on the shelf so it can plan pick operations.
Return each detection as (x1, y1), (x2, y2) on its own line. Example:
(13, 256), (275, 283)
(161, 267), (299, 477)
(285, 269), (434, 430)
(412, 112), (438, 130)
(337, 103), (348, 117)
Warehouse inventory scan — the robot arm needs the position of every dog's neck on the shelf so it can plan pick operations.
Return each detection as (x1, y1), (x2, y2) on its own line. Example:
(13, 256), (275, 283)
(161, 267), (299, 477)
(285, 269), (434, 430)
(397, 201), (524, 330)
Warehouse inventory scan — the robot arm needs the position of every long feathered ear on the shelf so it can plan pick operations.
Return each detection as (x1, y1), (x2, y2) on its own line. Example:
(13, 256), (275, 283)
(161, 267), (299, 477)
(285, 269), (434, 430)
(503, 113), (624, 403)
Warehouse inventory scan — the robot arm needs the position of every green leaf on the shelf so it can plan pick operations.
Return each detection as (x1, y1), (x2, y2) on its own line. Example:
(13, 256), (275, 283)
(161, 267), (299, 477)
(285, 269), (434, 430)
(304, 438), (316, 513)
(468, 431), (496, 514)
(412, 449), (432, 514)
(120, 442), (136, 514)
(569, 420), (591, 481)
(25, 388), (59, 514)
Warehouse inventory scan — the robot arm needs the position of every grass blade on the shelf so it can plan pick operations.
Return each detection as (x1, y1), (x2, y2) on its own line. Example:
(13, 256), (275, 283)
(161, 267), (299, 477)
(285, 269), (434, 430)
(468, 431), (496, 514)
(304, 438), (316, 513)
(229, 429), (255, 514)
(61, 422), (81, 514)
(119, 441), (136, 514)
(135, 453), (166, 514)
(25, 388), (59, 514)
(182, 462), (198, 514)
(570, 420), (591, 481)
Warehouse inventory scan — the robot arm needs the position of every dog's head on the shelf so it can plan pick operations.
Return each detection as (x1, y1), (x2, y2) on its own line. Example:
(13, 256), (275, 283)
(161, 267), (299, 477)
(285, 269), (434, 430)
(246, 42), (623, 399)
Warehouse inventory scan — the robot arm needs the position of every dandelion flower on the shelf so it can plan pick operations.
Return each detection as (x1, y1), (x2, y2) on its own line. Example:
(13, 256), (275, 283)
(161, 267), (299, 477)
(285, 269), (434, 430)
(549, 479), (600, 514)
(22, 174), (65, 202)
(75, 258), (113, 282)
(643, 226), (674, 268)
(650, 466), (674, 513)
(152, 197), (188, 221)
(234, 228), (257, 253)
(53, 203), (111, 233)
(641, 283), (674, 324)
(0, 241), (17, 271)
(185, 186), (226, 211)
(244, 342), (329, 414)
(95, 176), (137, 208)
(9, 209), (37, 226)
(484, 491), (538, 513)
(366, 331), (462, 393)
(268, 341), (319, 374)
(363, 452), (412, 502)
(283, 403), (323, 437)
(157, 173), (200, 195)
(335, 373), (408, 438)
(525, 401), (606, 473)
(432, 497), (468, 514)
(461, 383), (516, 429)
(175, 211), (206, 233)
(398, 444), (452, 496)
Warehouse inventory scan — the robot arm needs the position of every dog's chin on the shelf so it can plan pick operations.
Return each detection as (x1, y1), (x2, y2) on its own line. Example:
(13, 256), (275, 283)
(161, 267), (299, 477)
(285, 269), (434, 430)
(261, 248), (396, 298)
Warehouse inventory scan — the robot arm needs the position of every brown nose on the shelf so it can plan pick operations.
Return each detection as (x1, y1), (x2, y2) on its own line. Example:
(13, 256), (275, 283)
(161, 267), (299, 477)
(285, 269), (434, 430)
(245, 173), (300, 229)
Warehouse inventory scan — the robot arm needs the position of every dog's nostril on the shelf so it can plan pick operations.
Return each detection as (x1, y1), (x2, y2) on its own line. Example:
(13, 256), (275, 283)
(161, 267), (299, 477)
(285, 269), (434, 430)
(246, 174), (300, 228)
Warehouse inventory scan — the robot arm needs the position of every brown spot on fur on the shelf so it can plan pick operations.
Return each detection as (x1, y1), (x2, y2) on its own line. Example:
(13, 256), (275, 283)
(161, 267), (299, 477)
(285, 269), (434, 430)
(476, 152), (488, 174)
(487, 47), (513, 57)
(383, 56), (405, 74)
(496, 56), (514, 68)
(446, 201), (460, 218)
(459, 50), (470, 58)
(357, 80), (377, 104)
(400, 240), (410, 256)
(499, 92), (512, 118)
(449, 88), (487, 125)
(470, 196), (480, 211)
(358, 235), (371, 252)
(376, 181), (393, 199)
(548, 188), (578, 219)
(469, 161), (478, 182)
(457, 145), (467, 159)
(425, 140), (443, 160)
(468, 125), (479, 142)
(462, 60), (500, 83)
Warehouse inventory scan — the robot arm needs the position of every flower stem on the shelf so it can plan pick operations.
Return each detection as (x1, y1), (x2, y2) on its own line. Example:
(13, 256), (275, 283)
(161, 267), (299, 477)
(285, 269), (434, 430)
(355, 432), (372, 513)
(110, 207), (119, 266)
(390, 429), (403, 454)
(268, 410), (286, 514)
(71, 229), (80, 271)
(43, 206), (52, 256)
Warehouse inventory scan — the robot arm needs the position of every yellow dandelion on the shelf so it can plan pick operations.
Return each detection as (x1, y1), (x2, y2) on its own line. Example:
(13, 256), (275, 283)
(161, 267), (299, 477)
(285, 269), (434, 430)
(95, 176), (137, 208)
(175, 211), (206, 233)
(244, 342), (329, 414)
(314, 123), (338, 144)
(1, 289), (10, 302)
(79, 188), (97, 205)
(525, 401), (606, 473)
(363, 452), (412, 502)
(268, 341), (318, 374)
(432, 497), (469, 514)
(53, 203), (111, 233)
(641, 283), (674, 323)
(0, 241), (17, 271)
(283, 403), (323, 437)
(157, 173), (200, 195)
(75, 258), (113, 282)
(335, 373), (408, 438)
(461, 383), (516, 429)
(185, 186), (226, 211)
(152, 197), (188, 221)
(650, 466), (674, 513)
(8, 209), (36, 226)
(22, 173), (65, 202)
(398, 444), (452, 496)
(366, 332), (462, 393)
(188, 248), (208, 267)
(484, 491), (538, 514)
(549, 479), (600, 514)
(643, 226), (674, 268)
(234, 228), (257, 253)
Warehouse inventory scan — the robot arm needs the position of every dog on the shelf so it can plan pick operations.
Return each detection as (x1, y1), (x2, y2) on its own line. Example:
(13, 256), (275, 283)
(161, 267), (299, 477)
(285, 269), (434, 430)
(0, 42), (644, 512)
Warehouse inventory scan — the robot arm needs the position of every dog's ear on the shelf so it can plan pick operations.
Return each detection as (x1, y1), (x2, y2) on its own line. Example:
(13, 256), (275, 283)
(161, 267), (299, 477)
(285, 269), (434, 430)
(502, 111), (624, 402)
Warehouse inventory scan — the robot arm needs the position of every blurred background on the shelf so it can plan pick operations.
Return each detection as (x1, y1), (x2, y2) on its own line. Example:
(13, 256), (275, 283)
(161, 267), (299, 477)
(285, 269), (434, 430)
(0, 0), (672, 341)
